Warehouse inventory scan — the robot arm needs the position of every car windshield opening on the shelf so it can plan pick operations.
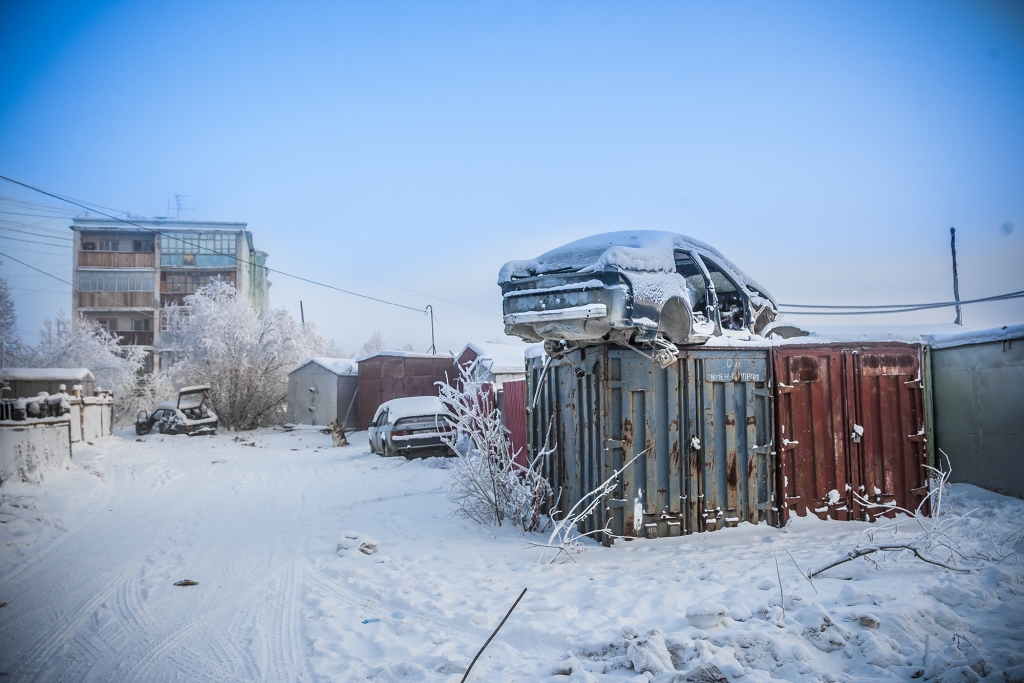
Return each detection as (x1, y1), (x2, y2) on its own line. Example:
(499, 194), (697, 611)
(700, 257), (746, 330)
(674, 252), (711, 321)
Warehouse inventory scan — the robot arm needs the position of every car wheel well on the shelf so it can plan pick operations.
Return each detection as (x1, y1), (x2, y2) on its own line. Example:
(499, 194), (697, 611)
(658, 297), (692, 344)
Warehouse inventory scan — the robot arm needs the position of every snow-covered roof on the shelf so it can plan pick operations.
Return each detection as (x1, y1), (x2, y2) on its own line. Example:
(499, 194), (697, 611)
(497, 230), (775, 302)
(925, 323), (1024, 350)
(458, 342), (529, 375)
(356, 350), (454, 363)
(377, 395), (445, 420)
(763, 321), (1024, 348)
(0, 368), (94, 382)
(289, 357), (358, 376)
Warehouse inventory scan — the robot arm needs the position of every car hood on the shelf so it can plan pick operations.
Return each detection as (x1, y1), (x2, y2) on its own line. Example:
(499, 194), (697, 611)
(498, 230), (775, 304)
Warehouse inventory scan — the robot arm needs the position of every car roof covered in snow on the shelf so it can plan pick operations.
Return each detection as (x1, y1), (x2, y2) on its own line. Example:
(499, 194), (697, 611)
(497, 230), (775, 302)
(376, 395), (446, 420)
(289, 357), (358, 376)
(0, 367), (94, 381)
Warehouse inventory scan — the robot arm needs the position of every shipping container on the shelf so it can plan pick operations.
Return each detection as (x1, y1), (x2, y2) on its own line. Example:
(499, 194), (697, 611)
(501, 379), (528, 467)
(772, 343), (929, 522)
(528, 345), (776, 542)
(356, 352), (458, 429)
(929, 326), (1024, 500)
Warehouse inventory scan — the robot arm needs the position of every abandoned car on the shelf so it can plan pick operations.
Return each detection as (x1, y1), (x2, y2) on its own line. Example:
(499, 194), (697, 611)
(135, 385), (218, 436)
(368, 396), (455, 459)
(499, 231), (777, 355)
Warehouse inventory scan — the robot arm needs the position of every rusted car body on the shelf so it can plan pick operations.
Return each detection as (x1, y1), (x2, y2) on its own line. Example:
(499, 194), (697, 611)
(499, 232), (777, 354)
(135, 385), (218, 436)
(772, 343), (929, 522)
(528, 345), (776, 542)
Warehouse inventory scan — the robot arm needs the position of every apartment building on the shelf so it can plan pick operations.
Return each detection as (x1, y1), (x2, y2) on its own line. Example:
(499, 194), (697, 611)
(71, 218), (269, 369)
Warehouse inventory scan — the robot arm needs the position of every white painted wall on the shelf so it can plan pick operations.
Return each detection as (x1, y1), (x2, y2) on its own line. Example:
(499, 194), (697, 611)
(0, 418), (73, 485)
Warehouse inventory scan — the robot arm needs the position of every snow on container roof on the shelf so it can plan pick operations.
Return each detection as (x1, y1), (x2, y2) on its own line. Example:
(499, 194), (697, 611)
(765, 322), (972, 345)
(925, 323), (1024, 349)
(378, 395), (446, 420)
(497, 230), (775, 302)
(0, 368), (94, 381)
(356, 350), (454, 363)
(289, 357), (358, 376)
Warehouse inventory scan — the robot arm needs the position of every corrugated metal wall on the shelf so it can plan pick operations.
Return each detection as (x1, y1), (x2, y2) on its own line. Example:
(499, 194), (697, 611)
(773, 343), (929, 522)
(931, 335), (1024, 499)
(502, 379), (528, 467)
(357, 355), (458, 429)
(529, 346), (776, 541)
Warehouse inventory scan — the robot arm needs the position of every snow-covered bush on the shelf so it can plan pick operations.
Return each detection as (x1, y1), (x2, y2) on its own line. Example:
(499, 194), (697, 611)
(437, 369), (553, 532)
(164, 281), (325, 430)
(20, 313), (148, 424)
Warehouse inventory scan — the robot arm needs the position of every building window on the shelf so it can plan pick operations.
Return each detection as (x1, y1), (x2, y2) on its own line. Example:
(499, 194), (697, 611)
(77, 270), (154, 292)
(99, 239), (119, 252)
(160, 270), (235, 294)
(96, 318), (118, 332)
(132, 318), (152, 332)
(132, 240), (154, 252)
(160, 231), (237, 256)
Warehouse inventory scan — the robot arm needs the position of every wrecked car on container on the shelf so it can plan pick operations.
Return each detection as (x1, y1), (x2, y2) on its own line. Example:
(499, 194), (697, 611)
(499, 231), (777, 360)
(135, 385), (218, 436)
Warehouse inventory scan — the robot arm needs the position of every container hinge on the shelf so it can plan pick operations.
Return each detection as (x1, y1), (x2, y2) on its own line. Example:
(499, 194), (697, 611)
(604, 439), (625, 450)
(752, 445), (771, 455)
(753, 388), (772, 397)
(781, 438), (800, 450)
(904, 379), (923, 389)
(756, 502), (774, 510)
(607, 499), (628, 509)
(777, 383), (796, 394)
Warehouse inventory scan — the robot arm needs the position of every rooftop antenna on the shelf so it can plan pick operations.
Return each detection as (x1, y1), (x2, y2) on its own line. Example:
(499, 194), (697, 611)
(950, 227), (962, 326)
(167, 193), (195, 219)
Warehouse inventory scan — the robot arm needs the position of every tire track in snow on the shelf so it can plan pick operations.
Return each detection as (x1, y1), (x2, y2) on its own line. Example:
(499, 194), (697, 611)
(299, 560), (563, 661)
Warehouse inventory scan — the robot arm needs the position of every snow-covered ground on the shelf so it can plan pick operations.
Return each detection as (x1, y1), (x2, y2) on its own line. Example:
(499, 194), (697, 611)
(1, 426), (1022, 682)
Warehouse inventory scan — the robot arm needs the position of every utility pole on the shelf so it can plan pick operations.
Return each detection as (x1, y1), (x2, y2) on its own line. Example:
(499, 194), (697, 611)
(425, 305), (436, 354)
(300, 300), (305, 325)
(950, 227), (962, 326)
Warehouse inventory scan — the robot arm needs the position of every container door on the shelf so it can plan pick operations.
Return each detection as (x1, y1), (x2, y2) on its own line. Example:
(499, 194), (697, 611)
(773, 348), (850, 520)
(607, 348), (683, 539)
(844, 347), (929, 518)
(688, 351), (774, 532)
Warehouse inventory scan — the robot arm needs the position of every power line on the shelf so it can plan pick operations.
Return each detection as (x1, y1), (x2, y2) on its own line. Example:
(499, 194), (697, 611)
(0, 175), (426, 314)
(0, 250), (157, 317)
(0, 234), (72, 248)
(779, 290), (1024, 315)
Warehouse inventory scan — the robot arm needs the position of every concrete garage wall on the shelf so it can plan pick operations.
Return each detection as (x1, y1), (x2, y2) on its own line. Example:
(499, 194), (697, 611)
(0, 417), (73, 485)
(931, 335), (1024, 499)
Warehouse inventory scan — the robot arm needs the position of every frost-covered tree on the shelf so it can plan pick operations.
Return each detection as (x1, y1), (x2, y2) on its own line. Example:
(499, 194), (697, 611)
(165, 280), (325, 430)
(21, 313), (148, 423)
(0, 270), (23, 362)
(360, 330), (385, 356)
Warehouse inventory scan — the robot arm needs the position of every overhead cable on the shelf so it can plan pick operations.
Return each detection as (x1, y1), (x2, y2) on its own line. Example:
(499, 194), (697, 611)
(0, 175), (425, 314)
(779, 290), (1024, 315)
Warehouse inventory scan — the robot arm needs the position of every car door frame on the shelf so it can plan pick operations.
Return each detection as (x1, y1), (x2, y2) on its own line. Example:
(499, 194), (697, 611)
(368, 407), (387, 453)
(695, 253), (751, 332)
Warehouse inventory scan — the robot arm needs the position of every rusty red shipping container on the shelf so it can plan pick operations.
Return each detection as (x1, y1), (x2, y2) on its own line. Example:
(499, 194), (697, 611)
(773, 343), (929, 522)
(501, 379), (528, 468)
(356, 352), (458, 429)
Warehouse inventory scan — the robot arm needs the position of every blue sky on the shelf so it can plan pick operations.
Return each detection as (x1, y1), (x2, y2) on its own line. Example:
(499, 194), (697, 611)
(1, 0), (1021, 353)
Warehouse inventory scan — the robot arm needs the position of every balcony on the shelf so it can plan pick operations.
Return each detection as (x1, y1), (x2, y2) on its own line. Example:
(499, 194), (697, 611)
(78, 251), (155, 268)
(114, 330), (154, 346)
(78, 291), (155, 309)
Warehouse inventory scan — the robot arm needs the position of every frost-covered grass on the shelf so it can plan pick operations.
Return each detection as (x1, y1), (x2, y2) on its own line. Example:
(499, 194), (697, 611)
(0, 427), (1022, 682)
